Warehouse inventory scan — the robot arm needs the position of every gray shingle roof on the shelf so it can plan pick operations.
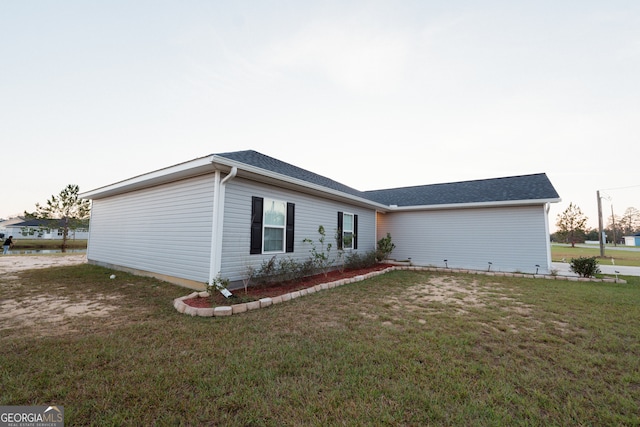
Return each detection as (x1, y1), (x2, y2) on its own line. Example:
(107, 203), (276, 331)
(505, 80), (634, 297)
(215, 150), (367, 198)
(8, 218), (76, 228)
(215, 150), (560, 207)
(364, 174), (560, 207)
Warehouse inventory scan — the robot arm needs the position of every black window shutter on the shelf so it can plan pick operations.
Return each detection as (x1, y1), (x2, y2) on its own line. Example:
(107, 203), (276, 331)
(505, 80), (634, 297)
(250, 197), (263, 254)
(337, 211), (343, 250)
(286, 202), (295, 253)
(353, 214), (358, 250)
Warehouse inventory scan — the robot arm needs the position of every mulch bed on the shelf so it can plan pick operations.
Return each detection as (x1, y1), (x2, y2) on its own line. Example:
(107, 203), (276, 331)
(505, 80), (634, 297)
(183, 264), (394, 308)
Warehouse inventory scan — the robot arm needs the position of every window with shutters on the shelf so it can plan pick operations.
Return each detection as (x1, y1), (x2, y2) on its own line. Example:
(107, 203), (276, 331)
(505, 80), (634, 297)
(342, 213), (354, 249)
(250, 196), (295, 254)
(337, 211), (358, 250)
(263, 199), (286, 253)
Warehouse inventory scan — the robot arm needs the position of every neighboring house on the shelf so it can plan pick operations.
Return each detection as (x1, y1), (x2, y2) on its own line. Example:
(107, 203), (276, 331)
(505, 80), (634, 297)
(80, 150), (561, 290)
(5, 219), (90, 240)
(0, 216), (26, 239)
(624, 233), (640, 247)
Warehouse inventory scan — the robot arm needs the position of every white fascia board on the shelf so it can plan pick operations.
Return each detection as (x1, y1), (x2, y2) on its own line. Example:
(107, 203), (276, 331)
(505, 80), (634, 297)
(79, 155), (217, 199)
(388, 197), (562, 212)
(209, 155), (390, 210)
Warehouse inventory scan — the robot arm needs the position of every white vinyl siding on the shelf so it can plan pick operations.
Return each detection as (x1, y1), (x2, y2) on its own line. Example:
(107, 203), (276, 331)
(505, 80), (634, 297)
(377, 205), (552, 274)
(219, 177), (377, 283)
(86, 175), (215, 283)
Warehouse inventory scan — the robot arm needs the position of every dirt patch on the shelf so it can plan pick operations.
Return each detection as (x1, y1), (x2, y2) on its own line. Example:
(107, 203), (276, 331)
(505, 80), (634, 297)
(0, 254), (113, 336)
(384, 276), (497, 314)
(0, 294), (122, 336)
(0, 254), (87, 274)
(379, 275), (541, 333)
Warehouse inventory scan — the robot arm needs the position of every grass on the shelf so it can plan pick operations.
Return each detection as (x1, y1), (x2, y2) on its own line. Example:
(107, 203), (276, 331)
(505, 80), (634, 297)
(552, 244), (640, 267)
(1, 263), (640, 425)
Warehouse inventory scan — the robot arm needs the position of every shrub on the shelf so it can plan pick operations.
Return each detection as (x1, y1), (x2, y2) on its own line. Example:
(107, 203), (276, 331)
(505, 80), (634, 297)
(303, 225), (334, 276)
(276, 257), (300, 282)
(345, 250), (378, 270)
(254, 256), (279, 285)
(253, 256), (317, 286)
(569, 256), (601, 278)
(376, 233), (396, 261)
(206, 274), (231, 295)
(298, 258), (316, 278)
(241, 265), (256, 294)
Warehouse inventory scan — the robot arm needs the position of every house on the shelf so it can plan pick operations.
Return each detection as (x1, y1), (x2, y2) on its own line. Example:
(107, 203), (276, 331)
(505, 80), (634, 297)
(79, 150), (561, 290)
(624, 233), (640, 247)
(0, 217), (26, 239)
(4, 218), (90, 240)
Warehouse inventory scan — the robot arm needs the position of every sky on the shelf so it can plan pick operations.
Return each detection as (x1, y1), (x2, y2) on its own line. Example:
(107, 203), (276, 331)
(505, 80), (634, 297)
(1, 1), (638, 231)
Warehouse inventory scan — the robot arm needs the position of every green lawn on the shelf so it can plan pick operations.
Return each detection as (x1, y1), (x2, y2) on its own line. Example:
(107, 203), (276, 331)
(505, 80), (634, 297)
(1, 264), (639, 425)
(552, 244), (640, 267)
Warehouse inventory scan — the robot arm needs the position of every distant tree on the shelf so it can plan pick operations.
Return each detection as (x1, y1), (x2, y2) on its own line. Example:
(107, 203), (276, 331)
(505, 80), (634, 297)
(556, 202), (588, 248)
(585, 228), (600, 241)
(606, 213), (623, 245)
(620, 207), (640, 236)
(25, 184), (91, 252)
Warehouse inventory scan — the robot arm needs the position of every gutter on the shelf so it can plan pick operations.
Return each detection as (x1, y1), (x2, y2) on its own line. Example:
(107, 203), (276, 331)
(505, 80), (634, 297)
(385, 197), (562, 212)
(208, 166), (238, 286)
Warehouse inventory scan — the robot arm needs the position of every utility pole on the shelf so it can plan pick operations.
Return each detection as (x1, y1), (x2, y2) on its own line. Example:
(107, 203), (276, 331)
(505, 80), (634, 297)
(611, 205), (617, 247)
(597, 190), (605, 257)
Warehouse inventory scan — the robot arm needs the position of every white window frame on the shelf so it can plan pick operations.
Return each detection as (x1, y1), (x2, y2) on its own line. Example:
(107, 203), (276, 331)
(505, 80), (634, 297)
(262, 198), (286, 253)
(343, 212), (354, 250)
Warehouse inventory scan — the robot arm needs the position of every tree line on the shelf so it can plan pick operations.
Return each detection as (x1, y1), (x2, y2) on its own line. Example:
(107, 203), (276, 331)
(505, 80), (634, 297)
(553, 203), (640, 246)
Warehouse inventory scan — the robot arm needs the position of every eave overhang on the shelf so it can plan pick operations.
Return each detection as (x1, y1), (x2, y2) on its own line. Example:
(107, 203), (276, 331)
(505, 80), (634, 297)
(79, 155), (561, 212)
(79, 155), (391, 211)
(79, 155), (217, 200)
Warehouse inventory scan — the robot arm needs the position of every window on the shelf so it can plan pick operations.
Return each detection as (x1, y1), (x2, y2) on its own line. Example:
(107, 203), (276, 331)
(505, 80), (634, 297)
(250, 196), (295, 254)
(342, 213), (354, 249)
(263, 199), (286, 252)
(337, 211), (358, 250)
(21, 227), (35, 236)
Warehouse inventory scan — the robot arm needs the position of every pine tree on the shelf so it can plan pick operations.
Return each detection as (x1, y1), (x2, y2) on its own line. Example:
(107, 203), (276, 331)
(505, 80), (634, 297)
(26, 184), (91, 252)
(556, 202), (588, 248)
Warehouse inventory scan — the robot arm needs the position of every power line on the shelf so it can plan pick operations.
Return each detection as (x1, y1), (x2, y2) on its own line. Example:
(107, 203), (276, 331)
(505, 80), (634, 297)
(599, 184), (640, 191)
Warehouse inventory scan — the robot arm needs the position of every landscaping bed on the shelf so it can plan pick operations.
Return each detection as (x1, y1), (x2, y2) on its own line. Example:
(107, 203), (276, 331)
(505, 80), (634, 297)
(183, 263), (394, 308)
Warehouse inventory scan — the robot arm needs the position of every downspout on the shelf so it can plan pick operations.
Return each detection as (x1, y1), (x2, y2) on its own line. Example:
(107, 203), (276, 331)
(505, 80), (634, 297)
(208, 166), (238, 286)
(544, 203), (552, 273)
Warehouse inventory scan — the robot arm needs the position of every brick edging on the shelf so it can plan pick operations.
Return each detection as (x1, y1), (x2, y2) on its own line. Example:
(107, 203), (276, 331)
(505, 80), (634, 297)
(173, 266), (627, 317)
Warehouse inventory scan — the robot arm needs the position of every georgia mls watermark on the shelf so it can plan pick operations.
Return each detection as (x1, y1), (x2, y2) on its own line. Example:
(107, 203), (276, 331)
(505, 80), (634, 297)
(0, 406), (63, 427)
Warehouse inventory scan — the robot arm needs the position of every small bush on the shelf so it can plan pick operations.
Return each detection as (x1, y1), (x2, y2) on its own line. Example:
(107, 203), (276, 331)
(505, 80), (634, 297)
(569, 256), (601, 278)
(298, 258), (316, 278)
(253, 256), (317, 286)
(303, 225), (334, 276)
(276, 257), (300, 282)
(376, 233), (396, 261)
(345, 250), (378, 270)
(254, 256), (278, 285)
(206, 274), (231, 295)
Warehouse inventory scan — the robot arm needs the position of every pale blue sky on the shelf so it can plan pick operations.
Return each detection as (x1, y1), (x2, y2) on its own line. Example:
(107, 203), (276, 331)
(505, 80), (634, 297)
(1, 1), (638, 230)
